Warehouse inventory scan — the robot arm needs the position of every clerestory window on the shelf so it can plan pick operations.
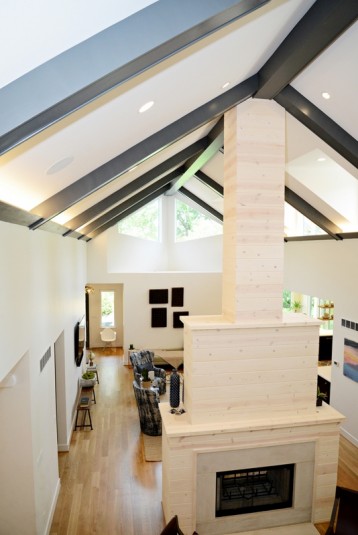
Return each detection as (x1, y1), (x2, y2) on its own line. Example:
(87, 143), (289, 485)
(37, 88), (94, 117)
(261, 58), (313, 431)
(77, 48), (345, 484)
(175, 199), (222, 242)
(117, 199), (160, 241)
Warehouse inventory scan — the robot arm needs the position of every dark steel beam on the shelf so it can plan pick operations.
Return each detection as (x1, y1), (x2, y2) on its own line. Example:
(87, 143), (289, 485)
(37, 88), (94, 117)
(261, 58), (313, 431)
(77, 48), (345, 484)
(285, 235), (333, 242)
(179, 187), (223, 223)
(28, 75), (258, 228)
(62, 139), (207, 233)
(255, 0), (358, 99)
(276, 86), (358, 169)
(285, 186), (342, 240)
(0, 201), (83, 238)
(165, 125), (224, 195)
(78, 170), (182, 236)
(336, 232), (358, 240)
(194, 170), (224, 196)
(85, 185), (170, 240)
(0, 0), (269, 155)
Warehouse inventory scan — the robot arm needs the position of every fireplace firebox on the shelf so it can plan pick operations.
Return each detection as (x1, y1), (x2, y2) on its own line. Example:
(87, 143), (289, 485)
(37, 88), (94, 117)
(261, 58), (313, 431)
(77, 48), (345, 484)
(216, 464), (294, 517)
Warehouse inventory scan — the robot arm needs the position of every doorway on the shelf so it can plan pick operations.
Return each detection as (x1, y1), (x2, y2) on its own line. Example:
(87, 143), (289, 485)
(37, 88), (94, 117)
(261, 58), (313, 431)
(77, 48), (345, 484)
(86, 283), (124, 348)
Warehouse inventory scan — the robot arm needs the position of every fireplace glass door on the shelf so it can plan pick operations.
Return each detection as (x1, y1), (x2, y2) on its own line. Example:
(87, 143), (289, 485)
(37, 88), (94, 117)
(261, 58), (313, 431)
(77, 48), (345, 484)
(216, 464), (294, 517)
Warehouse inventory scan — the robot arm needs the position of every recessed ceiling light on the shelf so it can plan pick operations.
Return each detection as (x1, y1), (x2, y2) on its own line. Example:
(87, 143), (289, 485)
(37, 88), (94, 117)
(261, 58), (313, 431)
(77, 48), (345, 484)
(321, 92), (331, 100)
(139, 100), (154, 113)
(317, 157), (326, 162)
(222, 81), (230, 89)
(46, 156), (74, 175)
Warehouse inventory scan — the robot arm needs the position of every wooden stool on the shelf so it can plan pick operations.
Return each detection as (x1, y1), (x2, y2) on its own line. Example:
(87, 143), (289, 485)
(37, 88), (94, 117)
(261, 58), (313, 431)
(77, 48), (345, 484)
(75, 395), (93, 430)
(81, 385), (96, 404)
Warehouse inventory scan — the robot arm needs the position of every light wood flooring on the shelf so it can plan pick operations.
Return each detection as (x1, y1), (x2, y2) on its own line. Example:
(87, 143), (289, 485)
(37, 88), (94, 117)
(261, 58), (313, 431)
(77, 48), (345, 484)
(50, 348), (358, 535)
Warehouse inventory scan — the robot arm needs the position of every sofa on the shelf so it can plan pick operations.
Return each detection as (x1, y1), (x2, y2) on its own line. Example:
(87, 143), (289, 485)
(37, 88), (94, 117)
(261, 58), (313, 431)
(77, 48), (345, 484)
(129, 350), (166, 395)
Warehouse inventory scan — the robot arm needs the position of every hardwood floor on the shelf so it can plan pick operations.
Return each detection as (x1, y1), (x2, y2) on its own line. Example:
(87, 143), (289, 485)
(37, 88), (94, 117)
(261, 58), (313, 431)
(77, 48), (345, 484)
(314, 433), (358, 535)
(50, 349), (358, 535)
(50, 348), (164, 535)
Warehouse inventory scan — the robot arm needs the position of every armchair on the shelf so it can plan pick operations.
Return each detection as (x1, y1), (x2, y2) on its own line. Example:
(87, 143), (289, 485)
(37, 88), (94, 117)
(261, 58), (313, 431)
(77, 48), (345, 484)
(326, 486), (358, 534)
(132, 381), (162, 436)
(130, 350), (166, 395)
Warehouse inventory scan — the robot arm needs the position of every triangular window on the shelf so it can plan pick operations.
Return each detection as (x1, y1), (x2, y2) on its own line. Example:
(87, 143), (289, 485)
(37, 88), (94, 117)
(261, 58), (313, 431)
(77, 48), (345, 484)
(117, 199), (160, 241)
(284, 203), (326, 237)
(175, 199), (222, 242)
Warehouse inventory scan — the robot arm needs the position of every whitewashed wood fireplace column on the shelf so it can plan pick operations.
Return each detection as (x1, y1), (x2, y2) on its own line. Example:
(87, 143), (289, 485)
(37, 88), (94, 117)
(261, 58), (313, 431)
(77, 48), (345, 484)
(160, 100), (343, 535)
(222, 99), (284, 323)
(182, 99), (322, 425)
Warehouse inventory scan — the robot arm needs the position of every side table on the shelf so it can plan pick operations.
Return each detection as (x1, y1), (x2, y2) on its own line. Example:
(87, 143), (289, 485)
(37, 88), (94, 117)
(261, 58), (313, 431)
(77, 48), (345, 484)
(86, 364), (99, 384)
(75, 394), (93, 430)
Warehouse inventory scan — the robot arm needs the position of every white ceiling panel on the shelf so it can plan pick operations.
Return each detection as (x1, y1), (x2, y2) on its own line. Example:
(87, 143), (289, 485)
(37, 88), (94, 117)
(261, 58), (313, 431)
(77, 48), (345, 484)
(292, 20), (358, 139)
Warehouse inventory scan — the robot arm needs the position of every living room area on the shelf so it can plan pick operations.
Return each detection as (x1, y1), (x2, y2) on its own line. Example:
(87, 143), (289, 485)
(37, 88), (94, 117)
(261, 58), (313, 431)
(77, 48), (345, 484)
(49, 346), (358, 535)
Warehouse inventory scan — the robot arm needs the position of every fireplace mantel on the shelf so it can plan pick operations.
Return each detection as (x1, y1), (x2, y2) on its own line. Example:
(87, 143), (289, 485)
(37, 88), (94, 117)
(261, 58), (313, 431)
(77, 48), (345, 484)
(160, 401), (343, 439)
(160, 402), (344, 535)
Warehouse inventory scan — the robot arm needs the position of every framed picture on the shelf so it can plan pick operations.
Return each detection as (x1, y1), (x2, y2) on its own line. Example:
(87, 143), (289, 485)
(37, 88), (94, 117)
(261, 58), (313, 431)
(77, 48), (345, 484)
(151, 308), (167, 328)
(149, 289), (168, 304)
(171, 287), (184, 307)
(343, 338), (358, 383)
(173, 311), (189, 328)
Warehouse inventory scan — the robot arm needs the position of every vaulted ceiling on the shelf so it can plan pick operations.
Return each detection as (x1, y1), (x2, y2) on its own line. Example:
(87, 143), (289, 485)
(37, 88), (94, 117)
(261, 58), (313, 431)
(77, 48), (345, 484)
(0, 0), (357, 242)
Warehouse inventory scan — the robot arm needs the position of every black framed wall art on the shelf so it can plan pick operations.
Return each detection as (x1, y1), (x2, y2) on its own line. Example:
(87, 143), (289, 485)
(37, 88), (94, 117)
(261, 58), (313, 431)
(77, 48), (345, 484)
(173, 311), (189, 328)
(149, 289), (169, 304)
(171, 287), (184, 307)
(151, 307), (167, 328)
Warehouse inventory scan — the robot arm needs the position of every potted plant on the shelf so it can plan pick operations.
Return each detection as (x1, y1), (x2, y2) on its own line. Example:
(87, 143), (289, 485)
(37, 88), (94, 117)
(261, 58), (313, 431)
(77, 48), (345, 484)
(291, 300), (302, 313)
(81, 371), (96, 387)
(141, 369), (151, 388)
(316, 387), (327, 406)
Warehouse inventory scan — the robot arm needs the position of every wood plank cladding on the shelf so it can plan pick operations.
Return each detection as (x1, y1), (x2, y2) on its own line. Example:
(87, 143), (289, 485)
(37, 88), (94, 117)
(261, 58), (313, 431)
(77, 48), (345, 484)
(222, 100), (285, 323)
(183, 314), (321, 425)
(160, 406), (344, 534)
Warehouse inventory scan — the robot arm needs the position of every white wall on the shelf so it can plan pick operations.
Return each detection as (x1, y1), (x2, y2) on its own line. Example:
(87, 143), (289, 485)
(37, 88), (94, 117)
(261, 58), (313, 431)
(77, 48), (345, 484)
(0, 221), (87, 534)
(0, 352), (36, 535)
(87, 226), (223, 350)
(284, 239), (358, 445)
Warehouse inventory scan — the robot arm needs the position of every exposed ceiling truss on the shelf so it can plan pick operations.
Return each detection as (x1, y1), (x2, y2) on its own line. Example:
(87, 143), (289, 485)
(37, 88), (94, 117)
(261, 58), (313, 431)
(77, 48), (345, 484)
(0, 0), (357, 243)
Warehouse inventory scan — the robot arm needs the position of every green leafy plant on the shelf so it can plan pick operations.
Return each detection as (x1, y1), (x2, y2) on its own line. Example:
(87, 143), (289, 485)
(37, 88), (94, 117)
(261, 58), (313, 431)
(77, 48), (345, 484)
(291, 300), (302, 312)
(141, 369), (149, 381)
(82, 371), (95, 381)
(317, 387), (327, 400)
(316, 387), (327, 406)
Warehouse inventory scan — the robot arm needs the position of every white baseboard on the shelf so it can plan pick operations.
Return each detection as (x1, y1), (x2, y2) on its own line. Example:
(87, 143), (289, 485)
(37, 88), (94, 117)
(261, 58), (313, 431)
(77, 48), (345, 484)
(44, 478), (61, 535)
(341, 427), (358, 447)
(57, 412), (77, 452)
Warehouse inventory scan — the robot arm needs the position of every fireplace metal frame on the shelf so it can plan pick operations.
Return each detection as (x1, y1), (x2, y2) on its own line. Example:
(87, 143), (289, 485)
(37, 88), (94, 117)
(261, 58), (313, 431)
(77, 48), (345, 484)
(216, 463), (294, 517)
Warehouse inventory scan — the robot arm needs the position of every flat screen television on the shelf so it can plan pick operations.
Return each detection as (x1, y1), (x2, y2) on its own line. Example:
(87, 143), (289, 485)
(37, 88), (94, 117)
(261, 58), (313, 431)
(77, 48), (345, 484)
(318, 334), (332, 362)
(74, 316), (85, 366)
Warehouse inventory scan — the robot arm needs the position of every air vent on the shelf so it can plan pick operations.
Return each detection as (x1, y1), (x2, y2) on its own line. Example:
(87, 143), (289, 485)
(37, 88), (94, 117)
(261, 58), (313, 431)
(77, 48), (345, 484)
(40, 346), (51, 373)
